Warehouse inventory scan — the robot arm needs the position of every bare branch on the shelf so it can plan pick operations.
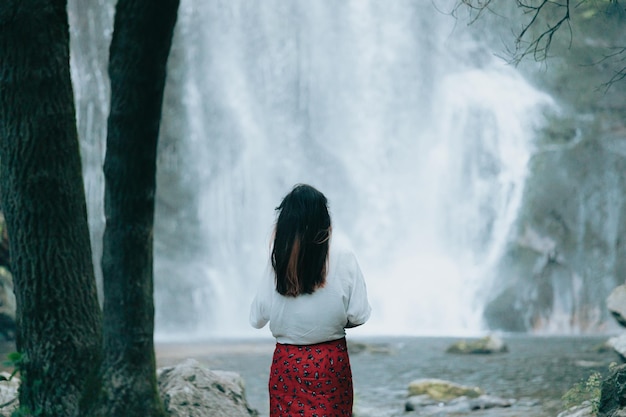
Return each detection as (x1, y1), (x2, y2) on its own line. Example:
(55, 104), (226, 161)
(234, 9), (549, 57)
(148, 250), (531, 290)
(512, 0), (572, 64)
(458, 0), (495, 11)
(597, 47), (626, 90)
(607, 67), (626, 85)
(451, 0), (497, 25)
(455, 0), (573, 65)
(454, 0), (626, 87)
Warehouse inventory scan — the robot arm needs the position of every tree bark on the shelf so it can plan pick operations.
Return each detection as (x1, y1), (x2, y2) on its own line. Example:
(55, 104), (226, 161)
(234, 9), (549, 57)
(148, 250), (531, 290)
(0, 1), (103, 416)
(98, 0), (179, 415)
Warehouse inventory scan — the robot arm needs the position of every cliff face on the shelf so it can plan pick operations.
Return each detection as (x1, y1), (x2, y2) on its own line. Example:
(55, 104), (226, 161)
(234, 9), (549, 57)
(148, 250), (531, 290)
(476, 4), (626, 332)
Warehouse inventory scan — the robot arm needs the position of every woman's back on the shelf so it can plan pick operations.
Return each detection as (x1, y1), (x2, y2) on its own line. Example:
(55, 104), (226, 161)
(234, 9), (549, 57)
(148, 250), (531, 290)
(249, 184), (370, 417)
(251, 244), (370, 345)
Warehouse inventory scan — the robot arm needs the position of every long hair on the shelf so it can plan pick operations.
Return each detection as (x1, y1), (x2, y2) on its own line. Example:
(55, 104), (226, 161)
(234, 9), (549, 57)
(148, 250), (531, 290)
(272, 184), (331, 297)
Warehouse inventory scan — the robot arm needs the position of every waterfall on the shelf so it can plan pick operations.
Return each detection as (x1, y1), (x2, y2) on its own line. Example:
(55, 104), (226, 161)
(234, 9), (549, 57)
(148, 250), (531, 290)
(69, 0), (556, 339)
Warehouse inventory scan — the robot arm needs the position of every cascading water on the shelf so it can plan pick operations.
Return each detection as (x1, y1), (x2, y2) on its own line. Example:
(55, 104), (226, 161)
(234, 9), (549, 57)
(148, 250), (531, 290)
(69, 0), (558, 340)
(150, 0), (555, 339)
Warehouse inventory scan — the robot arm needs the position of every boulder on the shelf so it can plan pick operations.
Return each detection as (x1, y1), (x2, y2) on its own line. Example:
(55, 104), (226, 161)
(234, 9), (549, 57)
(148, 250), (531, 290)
(446, 335), (508, 354)
(407, 378), (483, 401)
(158, 358), (258, 417)
(589, 340), (614, 354)
(348, 341), (394, 355)
(405, 393), (515, 414)
(0, 372), (20, 417)
(0, 361), (259, 417)
(556, 402), (595, 417)
(598, 364), (626, 417)
(404, 394), (439, 410)
(0, 267), (15, 341)
(607, 285), (626, 328)
(607, 335), (626, 362)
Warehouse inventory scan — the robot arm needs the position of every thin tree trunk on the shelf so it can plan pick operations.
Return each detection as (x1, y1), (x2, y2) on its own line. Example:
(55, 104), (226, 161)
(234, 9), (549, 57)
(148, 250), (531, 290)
(99, 0), (179, 415)
(0, 1), (103, 416)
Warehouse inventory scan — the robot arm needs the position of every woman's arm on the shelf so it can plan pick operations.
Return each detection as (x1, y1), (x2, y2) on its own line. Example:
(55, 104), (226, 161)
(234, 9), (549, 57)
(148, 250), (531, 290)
(345, 252), (372, 327)
(249, 263), (274, 329)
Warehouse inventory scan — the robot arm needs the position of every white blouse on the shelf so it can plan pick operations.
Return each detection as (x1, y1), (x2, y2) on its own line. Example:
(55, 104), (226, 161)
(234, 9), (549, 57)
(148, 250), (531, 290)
(249, 245), (371, 345)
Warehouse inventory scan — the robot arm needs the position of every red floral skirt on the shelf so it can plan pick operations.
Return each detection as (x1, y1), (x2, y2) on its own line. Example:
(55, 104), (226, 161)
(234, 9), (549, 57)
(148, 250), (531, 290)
(269, 337), (353, 417)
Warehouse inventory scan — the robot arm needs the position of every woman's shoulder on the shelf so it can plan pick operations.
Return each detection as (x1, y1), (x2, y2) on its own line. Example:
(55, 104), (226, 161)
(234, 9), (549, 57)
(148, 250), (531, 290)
(329, 236), (360, 268)
(330, 233), (353, 253)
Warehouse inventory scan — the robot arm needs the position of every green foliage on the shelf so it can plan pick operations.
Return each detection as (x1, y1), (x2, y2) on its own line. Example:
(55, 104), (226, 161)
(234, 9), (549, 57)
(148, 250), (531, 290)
(3, 352), (26, 380)
(562, 371), (602, 415)
(3, 352), (43, 417)
(11, 406), (42, 417)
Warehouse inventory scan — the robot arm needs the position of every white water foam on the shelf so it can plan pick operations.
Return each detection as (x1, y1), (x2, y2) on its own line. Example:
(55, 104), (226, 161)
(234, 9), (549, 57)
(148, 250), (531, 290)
(145, 0), (556, 341)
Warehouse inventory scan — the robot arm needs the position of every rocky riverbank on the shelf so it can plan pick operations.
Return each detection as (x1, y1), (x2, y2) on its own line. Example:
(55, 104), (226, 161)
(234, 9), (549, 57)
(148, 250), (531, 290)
(155, 335), (621, 417)
(0, 334), (618, 416)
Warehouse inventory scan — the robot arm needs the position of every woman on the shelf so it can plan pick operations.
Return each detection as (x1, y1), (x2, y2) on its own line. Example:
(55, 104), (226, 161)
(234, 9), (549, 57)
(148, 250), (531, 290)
(249, 184), (371, 417)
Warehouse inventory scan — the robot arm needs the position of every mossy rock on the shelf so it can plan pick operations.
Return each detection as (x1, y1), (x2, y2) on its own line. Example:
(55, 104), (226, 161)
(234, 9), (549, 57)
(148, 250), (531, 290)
(408, 378), (483, 401)
(348, 341), (393, 355)
(446, 336), (508, 354)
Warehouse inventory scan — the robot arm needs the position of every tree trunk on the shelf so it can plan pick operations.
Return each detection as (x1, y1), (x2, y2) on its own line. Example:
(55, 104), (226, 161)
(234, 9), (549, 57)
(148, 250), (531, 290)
(0, 1), (103, 416)
(98, 0), (179, 415)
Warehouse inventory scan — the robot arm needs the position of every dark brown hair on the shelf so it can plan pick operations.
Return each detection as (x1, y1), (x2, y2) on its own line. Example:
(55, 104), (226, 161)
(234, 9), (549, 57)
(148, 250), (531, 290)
(272, 184), (331, 297)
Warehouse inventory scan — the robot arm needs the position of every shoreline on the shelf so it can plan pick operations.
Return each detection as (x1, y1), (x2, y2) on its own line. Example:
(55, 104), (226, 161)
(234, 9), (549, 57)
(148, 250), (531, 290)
(153, 334), (619, 417)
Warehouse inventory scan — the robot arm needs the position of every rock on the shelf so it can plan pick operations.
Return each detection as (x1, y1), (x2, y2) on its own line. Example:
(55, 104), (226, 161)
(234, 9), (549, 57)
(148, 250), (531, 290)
(446, 335), (508, 354)
(0, 372), (20, 417)
(599, 363), (626, 417)
(590, 340), (614, 354)
(0, 213), (15, 342)
(405, 394), (440, 410)
(407, 378), (483, 400)
(575, 360), (606, 368)
(556, 402), (595, 417)
(608, 285), (626, 328)
(468, 394), (515, 410)
(0, 267), (15, 341)
(0, 360), (259, 417)
(158, 358), (258, 417)
(607, 335), (626, 361)
(405, 393), (515, 415)
(348, 341), (394, 355)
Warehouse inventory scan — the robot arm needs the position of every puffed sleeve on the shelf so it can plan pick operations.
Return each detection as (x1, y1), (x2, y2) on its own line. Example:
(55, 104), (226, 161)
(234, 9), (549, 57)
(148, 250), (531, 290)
(249, 263), (275, 329)
(346, 252), (371, 327)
